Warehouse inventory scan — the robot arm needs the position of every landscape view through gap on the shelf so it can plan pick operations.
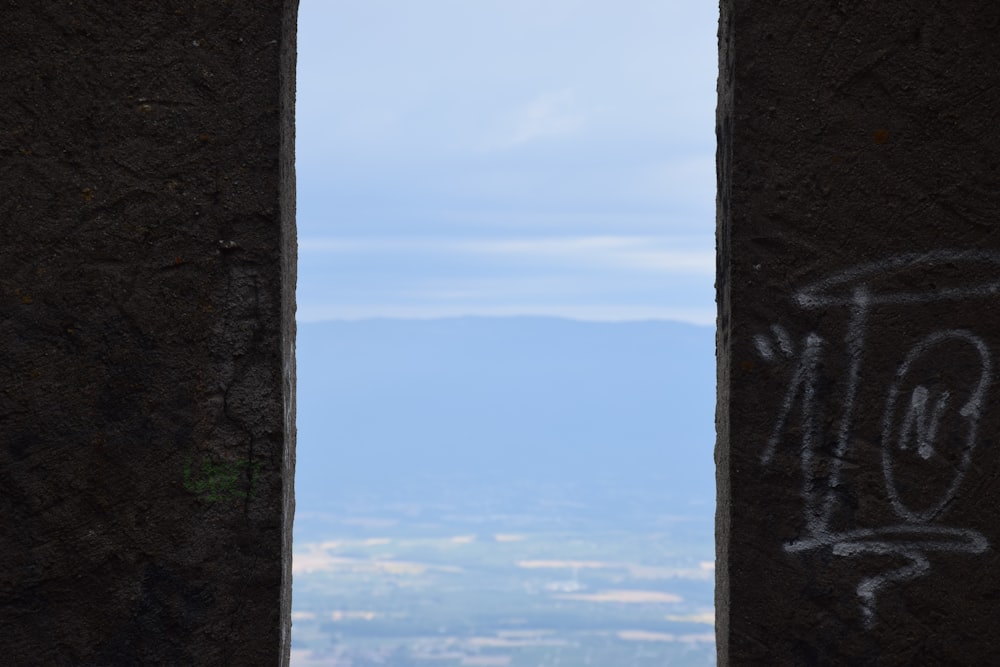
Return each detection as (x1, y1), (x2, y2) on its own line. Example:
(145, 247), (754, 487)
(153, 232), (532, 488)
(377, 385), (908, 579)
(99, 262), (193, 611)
(289, 3), (718, 665)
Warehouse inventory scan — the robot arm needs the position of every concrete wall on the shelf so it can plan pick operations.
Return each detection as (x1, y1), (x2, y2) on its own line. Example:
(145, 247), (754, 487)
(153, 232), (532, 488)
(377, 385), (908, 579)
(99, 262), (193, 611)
(0, 2), (298, 663)
(717, 2), (1000, 664)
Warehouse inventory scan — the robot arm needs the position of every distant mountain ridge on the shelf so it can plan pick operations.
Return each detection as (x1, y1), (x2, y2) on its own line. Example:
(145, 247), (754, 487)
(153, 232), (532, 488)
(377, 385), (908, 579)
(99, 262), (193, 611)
(295, 317), (715, 506)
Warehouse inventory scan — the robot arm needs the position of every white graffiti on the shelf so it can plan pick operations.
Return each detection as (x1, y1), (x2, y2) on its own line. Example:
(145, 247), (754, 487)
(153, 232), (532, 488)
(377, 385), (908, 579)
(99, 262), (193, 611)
(757, 250), (997, 628)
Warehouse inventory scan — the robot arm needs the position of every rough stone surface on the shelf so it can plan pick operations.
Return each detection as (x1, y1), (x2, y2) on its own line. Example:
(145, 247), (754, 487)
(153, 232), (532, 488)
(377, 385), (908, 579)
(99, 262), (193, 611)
(717, 2), (1000, 664)
(0, 2), (298, 664)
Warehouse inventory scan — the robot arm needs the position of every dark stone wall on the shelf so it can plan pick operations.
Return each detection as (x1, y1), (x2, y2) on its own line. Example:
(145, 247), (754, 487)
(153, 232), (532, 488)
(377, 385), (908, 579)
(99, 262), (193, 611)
(0, 2), (298, 664)
(718, 2), (1000, 664)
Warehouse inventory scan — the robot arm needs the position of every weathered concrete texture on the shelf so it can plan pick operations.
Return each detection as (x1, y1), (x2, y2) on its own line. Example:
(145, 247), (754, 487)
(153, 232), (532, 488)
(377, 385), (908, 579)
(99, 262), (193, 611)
(718, 2), (1000, 665)
(0, 2), (297, 664)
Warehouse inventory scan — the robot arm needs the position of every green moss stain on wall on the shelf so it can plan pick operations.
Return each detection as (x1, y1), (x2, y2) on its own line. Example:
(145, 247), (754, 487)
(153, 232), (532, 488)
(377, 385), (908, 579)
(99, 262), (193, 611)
(183, 454), (262, 502)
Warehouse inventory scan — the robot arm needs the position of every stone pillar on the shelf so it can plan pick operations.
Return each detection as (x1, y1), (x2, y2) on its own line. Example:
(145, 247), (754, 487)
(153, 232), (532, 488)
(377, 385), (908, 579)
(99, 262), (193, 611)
(0, 2), (297, 664)
(717, 2), (1000, 664)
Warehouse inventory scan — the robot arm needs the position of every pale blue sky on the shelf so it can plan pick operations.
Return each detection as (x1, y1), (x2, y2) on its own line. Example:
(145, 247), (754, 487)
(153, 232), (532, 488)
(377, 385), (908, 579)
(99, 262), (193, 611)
(295, 0), (717, 323)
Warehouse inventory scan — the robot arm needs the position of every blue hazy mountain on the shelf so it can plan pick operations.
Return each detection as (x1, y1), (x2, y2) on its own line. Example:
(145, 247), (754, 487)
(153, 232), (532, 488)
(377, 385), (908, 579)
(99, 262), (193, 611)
(295, 317), (715, 507)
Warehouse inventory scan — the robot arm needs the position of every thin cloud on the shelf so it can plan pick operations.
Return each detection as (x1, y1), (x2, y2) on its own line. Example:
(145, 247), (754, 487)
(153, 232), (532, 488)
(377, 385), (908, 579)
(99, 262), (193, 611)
(466, 237), (714, 274)
(296, 304), (715, 326)
(505, 89), (585, 146)
(299, 236), (714, 276)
